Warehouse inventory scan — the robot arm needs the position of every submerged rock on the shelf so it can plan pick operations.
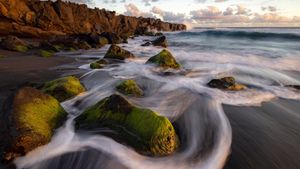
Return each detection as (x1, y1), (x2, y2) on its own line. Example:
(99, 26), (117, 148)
(286, 85), (300, 90)
(0, 36), (28, 52)
(141, 41), (152, 47)
(146, 49), (181, 69)
(116, 80), (143, 96)
(3, 87), (67, 162)
(152, 36), (168, 48)
(75, 94), (179, 156)
(207, 77), (247, 91)
(41, 76), (86, 102)
(104, 44), (135, 60)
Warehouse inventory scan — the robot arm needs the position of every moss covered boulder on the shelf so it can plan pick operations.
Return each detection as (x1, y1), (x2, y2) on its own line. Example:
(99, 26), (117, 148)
(40, 50), (55, 58)
(152, 36), (168, 48)
(0, 36), (28, 52)
(41, 76), (86, 102)
(116, 80), (143, 97)
(4, 87), (67, 161)
(207, 77), (247, 91)
(146, 49), (181, 69)
(104, 45), (135, 60)
(90, 59), (108, 69)
(75, 94), (178, 156)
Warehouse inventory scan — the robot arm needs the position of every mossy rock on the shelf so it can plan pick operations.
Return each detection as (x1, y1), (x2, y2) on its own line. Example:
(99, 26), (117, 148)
(104, 44), (135, 60)
(99, 37), (109, 46)
(0, 36), (29, 52)
(41, 76), (86, 102)
(39, 42), (61, 52)
(4, 87), (67, 161)
(14, 45), (28, 53)
(116, 80), (143, 96)
(152, 36), (168, 48)
(207, 77), (247, 91)
(40, 50), (54, 58)
(146, 49), (181, 69)
(77, 41), (92, 50)
(90, 62), (103, 69)
(75, 94), (179, 156)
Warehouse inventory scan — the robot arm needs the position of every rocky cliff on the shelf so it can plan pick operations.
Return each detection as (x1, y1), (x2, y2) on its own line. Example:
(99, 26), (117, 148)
(0, 0), (186, 38)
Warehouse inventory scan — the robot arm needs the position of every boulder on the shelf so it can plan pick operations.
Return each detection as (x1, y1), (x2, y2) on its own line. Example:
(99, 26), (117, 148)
(39, 41), (62, 52)
(100, 32), (122, 44)
(90, 62), (103, 69)
(0, 36), (28, 52)
(3, 87), (67, 162)
(152, 36), (168, 48)
(104, 45), (135, 60)
(286, 85), (300, 90)
(90, 59), (108, 69)
(77, 40), (92, 50)
(116, 80), (143, 96)
(40, 50), (55, 58)
(207, 77), (247, 91)
(141, 41), (151, 47)
(146, 49), (181, 69)
(41, 76), (86, 102)
(75, 94), (179, 156)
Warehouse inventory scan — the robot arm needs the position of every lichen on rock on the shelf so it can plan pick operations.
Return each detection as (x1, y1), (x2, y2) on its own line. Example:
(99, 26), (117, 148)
(116, 79), (143, 96)
(207, 76), (247, 91)
(4, 87), (67, 161)
(41, 76), (86, 102)
(75, 94), (179, 156)
(146, 49), (181, 69)
(104, 44), (135, 60)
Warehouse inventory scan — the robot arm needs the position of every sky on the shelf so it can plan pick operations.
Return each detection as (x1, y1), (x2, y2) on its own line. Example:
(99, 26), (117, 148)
(66, 0), (300, 27)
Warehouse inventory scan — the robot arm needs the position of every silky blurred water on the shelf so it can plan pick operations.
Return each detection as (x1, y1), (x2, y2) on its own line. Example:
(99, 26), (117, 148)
(14, 28), (300, 169)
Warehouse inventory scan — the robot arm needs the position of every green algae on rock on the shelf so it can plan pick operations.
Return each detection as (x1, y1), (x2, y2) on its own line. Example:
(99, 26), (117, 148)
(0, 36), (29, 52)
(207, 77), (247, 91)
(116, 79), (143, 96)
(104, 44), (135, 60)
(146, 49), (181, 69)
(4, 87), (67, 161)
(90, 59), (108, 69)
(41, 76), (86, 102)
(40, 50), (55, 58)
(75, 94), (178, 156)
(90, 62), (103, 69)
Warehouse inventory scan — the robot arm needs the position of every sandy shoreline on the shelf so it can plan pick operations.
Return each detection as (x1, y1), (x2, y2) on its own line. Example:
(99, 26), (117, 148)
(224, 98), (300, 169)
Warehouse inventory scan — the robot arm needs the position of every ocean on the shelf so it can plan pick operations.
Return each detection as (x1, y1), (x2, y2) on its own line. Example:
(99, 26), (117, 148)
(13, 28), (300, 169)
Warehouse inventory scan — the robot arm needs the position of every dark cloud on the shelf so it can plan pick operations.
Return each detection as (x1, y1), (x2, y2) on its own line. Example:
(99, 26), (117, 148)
(262, 6), (277, 12)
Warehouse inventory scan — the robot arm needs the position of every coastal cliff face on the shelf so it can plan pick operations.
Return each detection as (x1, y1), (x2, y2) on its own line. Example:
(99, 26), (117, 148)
(0, 0), (186, 38)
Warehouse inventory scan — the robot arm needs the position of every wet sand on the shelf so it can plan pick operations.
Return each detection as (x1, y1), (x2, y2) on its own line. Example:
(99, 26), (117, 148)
(0, 50), (76, 109)
(224, 99), (300, 169)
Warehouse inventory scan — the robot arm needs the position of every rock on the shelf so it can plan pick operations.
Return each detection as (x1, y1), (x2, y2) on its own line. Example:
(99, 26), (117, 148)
(207, 77), (247, 91)
(141, 41), (152, 47)
(0, 36), (28, 52)
(286, 85), (300, 90)
(116, 80), (143, 96)
(41, 76), (86, 102)
(0, 0), (186, 38)
(77, 40), (92, 50)
(75, 94), (179, 156)
(155, 32), (163, 36)
(152, 36), (168, 48)
(146, 49), (181, 69)
(39, 41), (61, 52)
(90, 62), (103, 69)
(100, 32), (122, 44)
(104, 44), (135, 60)
(3, 87), (67, 162)
(40, 50), (55, 58)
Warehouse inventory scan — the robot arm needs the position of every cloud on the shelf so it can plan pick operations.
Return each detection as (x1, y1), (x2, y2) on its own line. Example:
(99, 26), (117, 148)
(195, 0), (228, 3)
(151, 6), (186, 22)
(190, 6), (223, 20)
(142, 0), (159, 6)
(236, 5), (251, 16)
(262, 6), (277, 12)
(124, 3), (154, 17)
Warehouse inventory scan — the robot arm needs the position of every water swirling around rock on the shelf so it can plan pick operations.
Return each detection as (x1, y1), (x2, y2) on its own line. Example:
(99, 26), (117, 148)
(14, 28), (300, 169)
